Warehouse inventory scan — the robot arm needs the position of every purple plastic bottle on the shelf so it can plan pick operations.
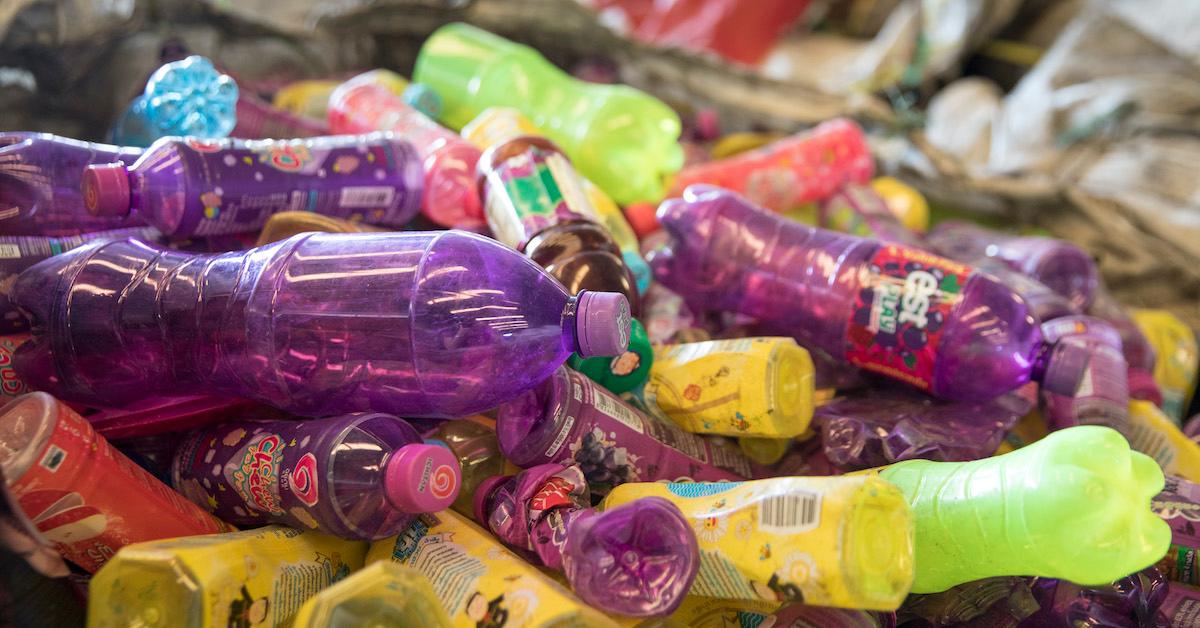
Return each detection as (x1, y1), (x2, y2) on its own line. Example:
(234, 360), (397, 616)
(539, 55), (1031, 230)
(648, 185), (1089, 401)
(1038, 315), (1130, 434)
(11, 231), (630, 417)
(496, 366), (752, 494)
(1089, 286), (1162, 405)
(172, 414), (460, 540)
(473, 463), (698, 617)
(925, 220), (1099, 311)
(81, 133), (424, 238)
(0, 133), (145, 236)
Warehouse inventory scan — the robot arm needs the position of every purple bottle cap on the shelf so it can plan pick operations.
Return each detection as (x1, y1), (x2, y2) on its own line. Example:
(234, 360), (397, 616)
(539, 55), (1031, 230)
(575, 291), (631, 358)
(473, 475), (511, 526)
(383, 444), (461, 513)
(1040, 340), (1093, 397)
(82, 163), (133, 217)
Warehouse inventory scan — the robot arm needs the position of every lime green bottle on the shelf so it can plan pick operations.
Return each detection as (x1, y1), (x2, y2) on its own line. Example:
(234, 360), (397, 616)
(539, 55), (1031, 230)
(877, 425), (1169, 593)
(414, 22), (683, 204)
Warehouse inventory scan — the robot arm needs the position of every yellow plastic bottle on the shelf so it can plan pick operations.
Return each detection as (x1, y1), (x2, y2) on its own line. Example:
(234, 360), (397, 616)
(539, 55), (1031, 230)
(1132, 309), (1199, 422)
(1127, 399), (1200, 483)
(869, 177), (929, 233)
(641, 337), (815, 438)
(291, 562), (451, 628)
(88, 526), (367, 628)
(367, 510), (620, 627)
(256, 210), (383, 246)
(272, 80), (343, 120)
(599, 476), (915, 611)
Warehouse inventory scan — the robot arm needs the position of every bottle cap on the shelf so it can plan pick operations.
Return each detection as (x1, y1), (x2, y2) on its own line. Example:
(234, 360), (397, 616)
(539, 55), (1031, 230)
(1128, 369), (1163, 406)
(624, 202), (661, 238)
(383, 444), (461, 513)
(1040, 340), (1092, 397)
(472, 475), (511, 526)
(575, 291), (631, 358)
(82, 164), (133, 217)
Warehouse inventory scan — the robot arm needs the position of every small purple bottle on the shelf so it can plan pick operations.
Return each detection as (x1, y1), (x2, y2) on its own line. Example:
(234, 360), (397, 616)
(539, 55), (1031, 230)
(12, 231), (630, 417)
(1038, 315), (1130, 435)
(473, 463), (698, 617)
(925, 220), (1099, 310)
(1089, 287), (1162, 405)
(648, 185), (1089, 401)
(172, 414), (460, 540)
(496, 366), (752, 494)
(81, 133), (424, 238)
(0, 133), (145, 236)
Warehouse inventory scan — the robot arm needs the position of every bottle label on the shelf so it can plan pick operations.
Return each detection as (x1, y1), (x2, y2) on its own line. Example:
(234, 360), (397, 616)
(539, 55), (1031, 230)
(844, 245), (971, 391)
(0, 333), (31, 397)
(483, 148), (596, 250)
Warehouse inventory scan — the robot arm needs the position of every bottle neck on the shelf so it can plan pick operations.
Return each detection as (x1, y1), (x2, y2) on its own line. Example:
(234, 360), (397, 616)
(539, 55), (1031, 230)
(561, 295), (582, 355)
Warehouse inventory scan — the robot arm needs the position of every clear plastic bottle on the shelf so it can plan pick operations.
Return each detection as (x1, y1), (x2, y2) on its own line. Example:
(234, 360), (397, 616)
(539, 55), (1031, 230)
(109, 56), (238, 148)
(12, 231), (630, 418)
(173, 414), (460, 540)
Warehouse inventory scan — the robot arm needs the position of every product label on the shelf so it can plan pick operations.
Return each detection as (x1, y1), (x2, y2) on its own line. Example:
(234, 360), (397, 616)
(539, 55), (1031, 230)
(483, 148), (595, 250)
(10, 398), (230, 572)
(845, 245), (971, 391)
(1159, 544), (1200, 585)
(0, 333), (31, 397)
(230, 434), (287, 515)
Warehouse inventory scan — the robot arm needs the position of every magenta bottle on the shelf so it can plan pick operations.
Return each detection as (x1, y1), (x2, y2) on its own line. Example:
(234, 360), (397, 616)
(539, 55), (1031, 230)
(1088, 287), (1162, 404)
(1038, 315), (1130, 434)
(474, 463), (698, 617)
(81, 133), (424, 238)
(172, 414), (460, 540)
(0, 133), (145, 236)
(496, 366), (751, 494)
(648, 185), (1092, 401)
(11, 231), (630, 417)
(925, 220), (1099, 310)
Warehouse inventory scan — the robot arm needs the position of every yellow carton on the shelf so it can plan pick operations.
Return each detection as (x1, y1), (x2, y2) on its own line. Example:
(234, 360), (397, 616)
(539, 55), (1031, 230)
(1127, 400), (1200, 483)
(291, 561), (451, 627)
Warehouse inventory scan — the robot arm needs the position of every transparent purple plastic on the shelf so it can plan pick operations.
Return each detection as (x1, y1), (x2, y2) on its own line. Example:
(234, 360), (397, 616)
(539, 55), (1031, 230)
(172, 413), (459, 540)
(0, 133), (145, 236)
(12, 232), (629, 418)
(647, 185), (1046, 401)
(1038, 315), (1131, 434)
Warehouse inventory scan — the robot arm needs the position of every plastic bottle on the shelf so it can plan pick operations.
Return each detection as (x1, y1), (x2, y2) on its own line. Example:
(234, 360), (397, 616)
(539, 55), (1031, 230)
(414, 22), (683, 205)
(870, 177), (929, 233)
(255, 210), (382, 246)
(478, 135), (642, 314)
(81, 134), (423, 238)
(1090, 287), (1163, 404)
(648, 185), (1091, 401)
(0, 333), (32, 397)
(109, 56), (238, 148)
(291, 562), (452, 628)
(474, 463), (699, 616)
(87, 526), (367, 628)
(273, 79), (344, 120)
(925, 220), (1099, 311)
(327, 71), (485, 229)
(231, 91), (330, 139)
(1038, 315), (1130, 434)
(423, 418), (514, 517)
(12, 232), (630, 418)
(496, 366), (752, 495)
(1133, 309), (1199, 422)
(172, 414), (460, 541)
(874, 425), (1170, 593)
(599, 475), (915, 610)
(0, 133), (145, 236)
(669, 119), (874, 212)
(1127, 400), (1200, 484)
(0, 393), (233, 573)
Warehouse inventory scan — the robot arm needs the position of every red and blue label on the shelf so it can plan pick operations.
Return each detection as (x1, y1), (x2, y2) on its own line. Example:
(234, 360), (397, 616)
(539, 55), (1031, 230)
(845, 245), (972, 391)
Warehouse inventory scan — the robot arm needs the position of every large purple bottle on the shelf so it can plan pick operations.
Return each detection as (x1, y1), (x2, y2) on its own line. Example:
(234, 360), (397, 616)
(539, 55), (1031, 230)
(172, 414), (460, 540)
(925, 220), (1098, 310)
(648, 185), (1086, 401)
(496, 366), (752, 494)
(81, 133), (424, 238)
(0, 133), (145, 236)
(473, 463), (698, 617)
(11, 231), (630, 417)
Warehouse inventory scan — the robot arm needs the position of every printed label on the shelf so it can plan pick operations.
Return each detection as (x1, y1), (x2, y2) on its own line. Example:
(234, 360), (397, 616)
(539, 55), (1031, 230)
(483, 148), (593, 250)
(845, 245), (971, 391)
(0, 334), (31, 397)
(591, 388), (645, 434)
(229, 434), (286, 515)
(757, 491), (821, 534)
(286, 453), (319, 507)
(0, 243), (20, 258)
(339, 186), (397, 208)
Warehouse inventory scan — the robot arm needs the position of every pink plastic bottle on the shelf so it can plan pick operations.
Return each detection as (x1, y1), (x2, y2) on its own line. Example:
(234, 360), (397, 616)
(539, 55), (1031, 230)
(173, 414), (460, 540)
(328, 72), (486, 229)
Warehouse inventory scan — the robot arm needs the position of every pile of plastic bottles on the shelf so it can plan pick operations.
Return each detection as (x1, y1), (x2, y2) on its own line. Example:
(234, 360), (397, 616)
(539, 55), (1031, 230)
(3, 21), (1200, 628)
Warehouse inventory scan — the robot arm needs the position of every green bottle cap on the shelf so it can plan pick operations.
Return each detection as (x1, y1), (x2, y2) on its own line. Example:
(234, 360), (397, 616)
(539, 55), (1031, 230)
(569, 318), (652, 395)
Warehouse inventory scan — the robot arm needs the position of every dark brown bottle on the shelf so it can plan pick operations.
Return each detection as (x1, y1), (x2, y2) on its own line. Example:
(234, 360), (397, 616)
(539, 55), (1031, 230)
(478, 135), (641, 314)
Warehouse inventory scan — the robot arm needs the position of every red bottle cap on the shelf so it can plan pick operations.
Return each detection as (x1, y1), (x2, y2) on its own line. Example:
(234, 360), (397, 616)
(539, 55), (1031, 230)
(82, 164), (133, 217)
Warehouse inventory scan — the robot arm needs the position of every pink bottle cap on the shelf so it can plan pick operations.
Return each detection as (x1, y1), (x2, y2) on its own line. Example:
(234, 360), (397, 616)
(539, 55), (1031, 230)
(575, 291), (631, 358)
(82, 163), (133, 217)
(472, 475), (510, 526)
(383, 444), (461, 513)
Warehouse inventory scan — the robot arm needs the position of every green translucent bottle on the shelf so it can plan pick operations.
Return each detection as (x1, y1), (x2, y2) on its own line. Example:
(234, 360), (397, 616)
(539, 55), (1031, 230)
(877, 425), (1169, 593)
(414, 22), (683, 205)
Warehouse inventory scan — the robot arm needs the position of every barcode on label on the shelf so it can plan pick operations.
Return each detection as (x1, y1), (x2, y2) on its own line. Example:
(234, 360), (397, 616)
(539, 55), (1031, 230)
(339, 186), (396, 208)
(0, 243), (20, 259)
(593, 390), (645, 434)
(758, 491), (820, 533)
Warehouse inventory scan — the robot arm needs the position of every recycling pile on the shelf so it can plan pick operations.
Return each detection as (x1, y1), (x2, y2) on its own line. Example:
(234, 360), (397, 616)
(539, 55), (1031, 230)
(3, 18), (1200, 628)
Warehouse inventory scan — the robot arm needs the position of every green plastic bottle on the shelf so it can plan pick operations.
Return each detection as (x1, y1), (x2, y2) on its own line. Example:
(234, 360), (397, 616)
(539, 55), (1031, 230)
(414, 22), (683, 205)
(569, 318), (652, 394)
(877, 425), (1169, 593)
